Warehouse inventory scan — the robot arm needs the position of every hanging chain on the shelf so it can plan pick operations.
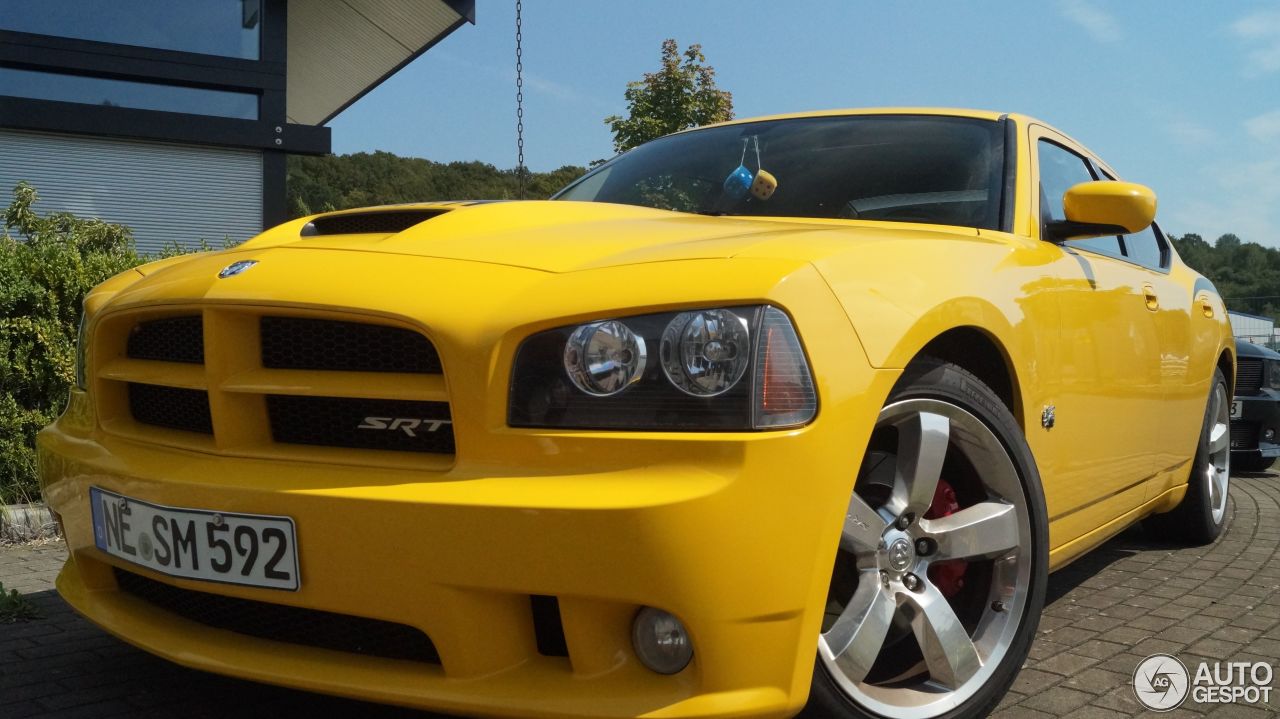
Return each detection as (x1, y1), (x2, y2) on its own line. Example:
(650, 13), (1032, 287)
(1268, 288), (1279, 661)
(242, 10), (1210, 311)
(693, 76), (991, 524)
(515, 0), (525, 199)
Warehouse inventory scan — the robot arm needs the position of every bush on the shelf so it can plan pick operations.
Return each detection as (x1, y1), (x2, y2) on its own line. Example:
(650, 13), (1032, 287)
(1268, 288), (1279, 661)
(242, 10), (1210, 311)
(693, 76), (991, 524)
(0, 581), (40, 623)
(0, 183), (144, 503)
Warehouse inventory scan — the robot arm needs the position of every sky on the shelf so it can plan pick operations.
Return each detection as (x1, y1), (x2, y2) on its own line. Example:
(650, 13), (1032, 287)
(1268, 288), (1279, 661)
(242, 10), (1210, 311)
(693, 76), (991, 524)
(330, 1), (1280, 246)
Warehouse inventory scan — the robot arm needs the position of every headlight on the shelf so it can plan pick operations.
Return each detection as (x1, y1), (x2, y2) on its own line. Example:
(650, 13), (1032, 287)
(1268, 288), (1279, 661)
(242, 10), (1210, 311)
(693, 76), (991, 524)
(660, 309), (751, 397)
(1268, 360), (1280, 391)
(509, 305), (817, 430)
(563, 320), (647, 396)
(74, 311), (88, 391)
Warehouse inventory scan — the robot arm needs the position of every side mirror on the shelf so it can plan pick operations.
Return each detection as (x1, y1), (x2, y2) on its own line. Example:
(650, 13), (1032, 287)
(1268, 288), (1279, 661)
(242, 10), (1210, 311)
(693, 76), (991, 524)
(1045, 181), (1156, 242)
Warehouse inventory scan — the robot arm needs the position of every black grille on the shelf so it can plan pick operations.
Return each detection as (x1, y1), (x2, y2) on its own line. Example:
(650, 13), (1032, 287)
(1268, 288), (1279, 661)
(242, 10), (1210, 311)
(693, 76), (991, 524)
(302, 210), (445, 236)
(1238, 358), (1263, 395)
(261, 317), (442, 374)
(129, 384), (212, 434)
(114, 568), (440, 664)
(267, 395), (454, 454)
(127, 316), (204, 364)
(1231, 421), (1257, 450)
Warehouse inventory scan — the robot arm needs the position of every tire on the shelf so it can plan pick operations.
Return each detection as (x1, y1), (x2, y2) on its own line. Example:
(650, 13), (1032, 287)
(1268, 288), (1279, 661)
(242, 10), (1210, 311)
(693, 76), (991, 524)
(1144, 368), (1230, 545)
(1231, 453), (1274, 474)
(802, 357), (1049, 719)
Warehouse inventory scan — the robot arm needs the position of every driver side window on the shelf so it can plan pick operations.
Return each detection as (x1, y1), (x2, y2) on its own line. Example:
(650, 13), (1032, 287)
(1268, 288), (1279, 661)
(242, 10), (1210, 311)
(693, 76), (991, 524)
(1038, 140), (1122, 258)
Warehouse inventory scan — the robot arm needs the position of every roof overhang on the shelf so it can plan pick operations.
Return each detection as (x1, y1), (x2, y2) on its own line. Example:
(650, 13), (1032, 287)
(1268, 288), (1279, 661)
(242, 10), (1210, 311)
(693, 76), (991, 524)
(287, 0), (474, 126)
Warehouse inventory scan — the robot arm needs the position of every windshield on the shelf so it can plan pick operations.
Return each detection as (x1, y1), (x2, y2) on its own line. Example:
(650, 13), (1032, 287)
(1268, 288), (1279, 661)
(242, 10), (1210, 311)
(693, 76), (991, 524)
(557, 114), (1007, 230)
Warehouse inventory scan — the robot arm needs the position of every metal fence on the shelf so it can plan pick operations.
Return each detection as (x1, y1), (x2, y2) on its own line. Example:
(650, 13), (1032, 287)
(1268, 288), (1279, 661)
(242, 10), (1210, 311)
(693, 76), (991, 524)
(1235, 333), (1280, 352)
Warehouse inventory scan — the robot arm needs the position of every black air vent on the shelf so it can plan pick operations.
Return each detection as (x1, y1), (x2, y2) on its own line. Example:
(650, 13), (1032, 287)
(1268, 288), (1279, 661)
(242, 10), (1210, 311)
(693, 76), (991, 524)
(267, 395), (455, 454)
(127, 317), (204, 364)
(261, 317), (442, 374)
(1238, 358), (1263, 395)
(530, 595), (569, 657)
(1231, 421), (1257, 450)
(114, 568), (440, 664)
(301, 210), (447, 236)
(129, 383), (213, 434)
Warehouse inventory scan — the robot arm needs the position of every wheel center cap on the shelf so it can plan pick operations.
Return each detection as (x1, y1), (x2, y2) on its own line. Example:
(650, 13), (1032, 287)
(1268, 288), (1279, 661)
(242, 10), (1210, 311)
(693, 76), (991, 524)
(887, 537), (914, 571)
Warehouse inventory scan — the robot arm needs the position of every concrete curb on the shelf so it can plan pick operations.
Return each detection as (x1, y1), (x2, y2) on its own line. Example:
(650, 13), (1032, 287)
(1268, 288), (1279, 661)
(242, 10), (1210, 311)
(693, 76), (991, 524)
(0, 503), (60, 542)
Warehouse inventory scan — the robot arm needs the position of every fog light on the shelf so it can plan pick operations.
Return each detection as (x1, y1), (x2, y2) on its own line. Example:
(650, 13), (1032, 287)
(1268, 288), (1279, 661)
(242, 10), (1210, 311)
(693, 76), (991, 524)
(631, 607), (692, 674)
(1265, 428), (1276, 441)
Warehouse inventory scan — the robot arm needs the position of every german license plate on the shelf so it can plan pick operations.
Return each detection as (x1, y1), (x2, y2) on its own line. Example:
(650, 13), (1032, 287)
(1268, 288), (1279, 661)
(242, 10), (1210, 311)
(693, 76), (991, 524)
(90, 487), (299, 591)
(1230, 401), (1242, 419)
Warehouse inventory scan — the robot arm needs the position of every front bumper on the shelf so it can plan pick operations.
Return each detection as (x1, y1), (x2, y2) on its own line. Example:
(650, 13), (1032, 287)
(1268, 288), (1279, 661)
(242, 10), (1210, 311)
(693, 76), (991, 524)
(40, 252), (894, 717)
(1230, 391), (1280, 459)
(40, 366), (894, 719)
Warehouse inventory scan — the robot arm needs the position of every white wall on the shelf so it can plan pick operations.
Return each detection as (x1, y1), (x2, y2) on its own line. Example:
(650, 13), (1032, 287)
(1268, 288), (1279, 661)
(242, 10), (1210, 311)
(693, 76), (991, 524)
(0, 129), (262, 254)
(1229, 312), (1275, 342)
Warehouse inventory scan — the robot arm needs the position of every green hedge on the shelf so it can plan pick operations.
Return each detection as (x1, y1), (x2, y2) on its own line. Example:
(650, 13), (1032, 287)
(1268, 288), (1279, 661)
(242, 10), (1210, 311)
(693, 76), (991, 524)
(0, 183), (144, 503)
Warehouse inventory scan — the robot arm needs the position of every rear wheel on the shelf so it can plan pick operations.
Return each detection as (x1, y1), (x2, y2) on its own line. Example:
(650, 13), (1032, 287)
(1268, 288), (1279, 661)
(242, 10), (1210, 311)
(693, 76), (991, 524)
(803, 358), (1048, 719)
(1145, 368), (1230, 545)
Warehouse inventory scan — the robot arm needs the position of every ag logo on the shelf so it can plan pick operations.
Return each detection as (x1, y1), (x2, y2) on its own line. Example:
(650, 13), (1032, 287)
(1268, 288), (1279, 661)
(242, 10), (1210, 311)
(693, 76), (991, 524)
(1134, 653), (1190, 711)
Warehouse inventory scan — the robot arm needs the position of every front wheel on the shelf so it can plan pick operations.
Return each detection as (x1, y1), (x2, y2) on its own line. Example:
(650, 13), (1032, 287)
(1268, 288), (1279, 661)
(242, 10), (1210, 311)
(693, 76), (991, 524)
(803, 359), (1048, 719)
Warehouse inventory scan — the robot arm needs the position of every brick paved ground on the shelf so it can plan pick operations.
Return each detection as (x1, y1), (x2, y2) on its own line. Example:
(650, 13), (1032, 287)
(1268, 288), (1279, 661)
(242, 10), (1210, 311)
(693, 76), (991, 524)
(2, 474), (1278, 718)
(993, 472), (1280, 719)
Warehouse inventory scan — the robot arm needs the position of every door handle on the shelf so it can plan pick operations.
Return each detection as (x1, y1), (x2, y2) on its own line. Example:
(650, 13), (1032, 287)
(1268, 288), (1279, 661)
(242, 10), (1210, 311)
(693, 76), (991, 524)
(1142, 284), (1159, 311)
(1198, 295), (1215, 318)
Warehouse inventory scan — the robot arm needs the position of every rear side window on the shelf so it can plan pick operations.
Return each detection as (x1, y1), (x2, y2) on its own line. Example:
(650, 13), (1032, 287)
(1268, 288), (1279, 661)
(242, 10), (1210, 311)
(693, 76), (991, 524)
(1093, 165), (1168, 270)
(1038, 140), (1121, 257)
(1120, 224), (1167, 270)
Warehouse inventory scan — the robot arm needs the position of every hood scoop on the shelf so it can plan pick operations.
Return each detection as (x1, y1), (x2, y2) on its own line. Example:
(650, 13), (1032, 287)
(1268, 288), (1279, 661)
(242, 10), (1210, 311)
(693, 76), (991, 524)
(301, 208), (451, 236)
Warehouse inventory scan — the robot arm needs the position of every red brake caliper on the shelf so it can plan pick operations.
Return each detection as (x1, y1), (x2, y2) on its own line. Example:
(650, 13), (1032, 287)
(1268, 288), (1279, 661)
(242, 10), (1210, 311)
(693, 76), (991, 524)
(924, 479), (968, 598)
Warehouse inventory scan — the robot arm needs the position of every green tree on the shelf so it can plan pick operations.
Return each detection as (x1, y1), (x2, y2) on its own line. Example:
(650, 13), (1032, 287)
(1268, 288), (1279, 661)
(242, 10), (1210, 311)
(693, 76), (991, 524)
(1171, 233), (1213, 277)
(1172, 231), (1280, 321)
(605, 39), (734, 154)
(1, 183), (144, 502)
(286, 152), (587, 217)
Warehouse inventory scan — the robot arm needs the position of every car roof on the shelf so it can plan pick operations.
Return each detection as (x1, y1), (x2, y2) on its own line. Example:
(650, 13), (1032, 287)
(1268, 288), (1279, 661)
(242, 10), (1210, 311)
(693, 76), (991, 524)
(695, 107), (1008, 129)
(683, 107), (1083, 151)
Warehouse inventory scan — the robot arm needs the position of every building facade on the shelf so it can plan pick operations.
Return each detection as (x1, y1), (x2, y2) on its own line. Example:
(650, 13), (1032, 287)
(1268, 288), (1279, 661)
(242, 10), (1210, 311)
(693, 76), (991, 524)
(1, 0), (473, 253)
(1229, 311), (1277, 347)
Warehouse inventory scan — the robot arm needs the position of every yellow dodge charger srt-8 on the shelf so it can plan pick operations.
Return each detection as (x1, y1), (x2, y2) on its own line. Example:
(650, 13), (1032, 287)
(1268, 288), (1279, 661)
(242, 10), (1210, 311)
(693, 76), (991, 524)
(39, 109), (1234, 719)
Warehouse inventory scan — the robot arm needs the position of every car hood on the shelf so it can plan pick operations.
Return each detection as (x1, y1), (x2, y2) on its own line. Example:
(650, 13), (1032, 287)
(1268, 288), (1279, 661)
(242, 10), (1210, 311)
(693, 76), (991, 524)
(1235, 338), (1280, 360)
(232, 200), (978, 274)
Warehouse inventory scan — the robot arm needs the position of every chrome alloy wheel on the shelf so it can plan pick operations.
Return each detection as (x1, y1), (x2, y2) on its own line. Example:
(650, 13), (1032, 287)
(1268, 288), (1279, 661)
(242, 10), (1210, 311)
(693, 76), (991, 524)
(818, 399), (1033, 718)
(1206, 380), (1230, 525)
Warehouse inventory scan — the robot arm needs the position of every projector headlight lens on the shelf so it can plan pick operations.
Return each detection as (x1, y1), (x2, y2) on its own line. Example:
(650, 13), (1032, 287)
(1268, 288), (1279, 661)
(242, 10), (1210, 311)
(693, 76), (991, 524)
(660, 309), (751, 397)
(563, 320), (647, 397)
